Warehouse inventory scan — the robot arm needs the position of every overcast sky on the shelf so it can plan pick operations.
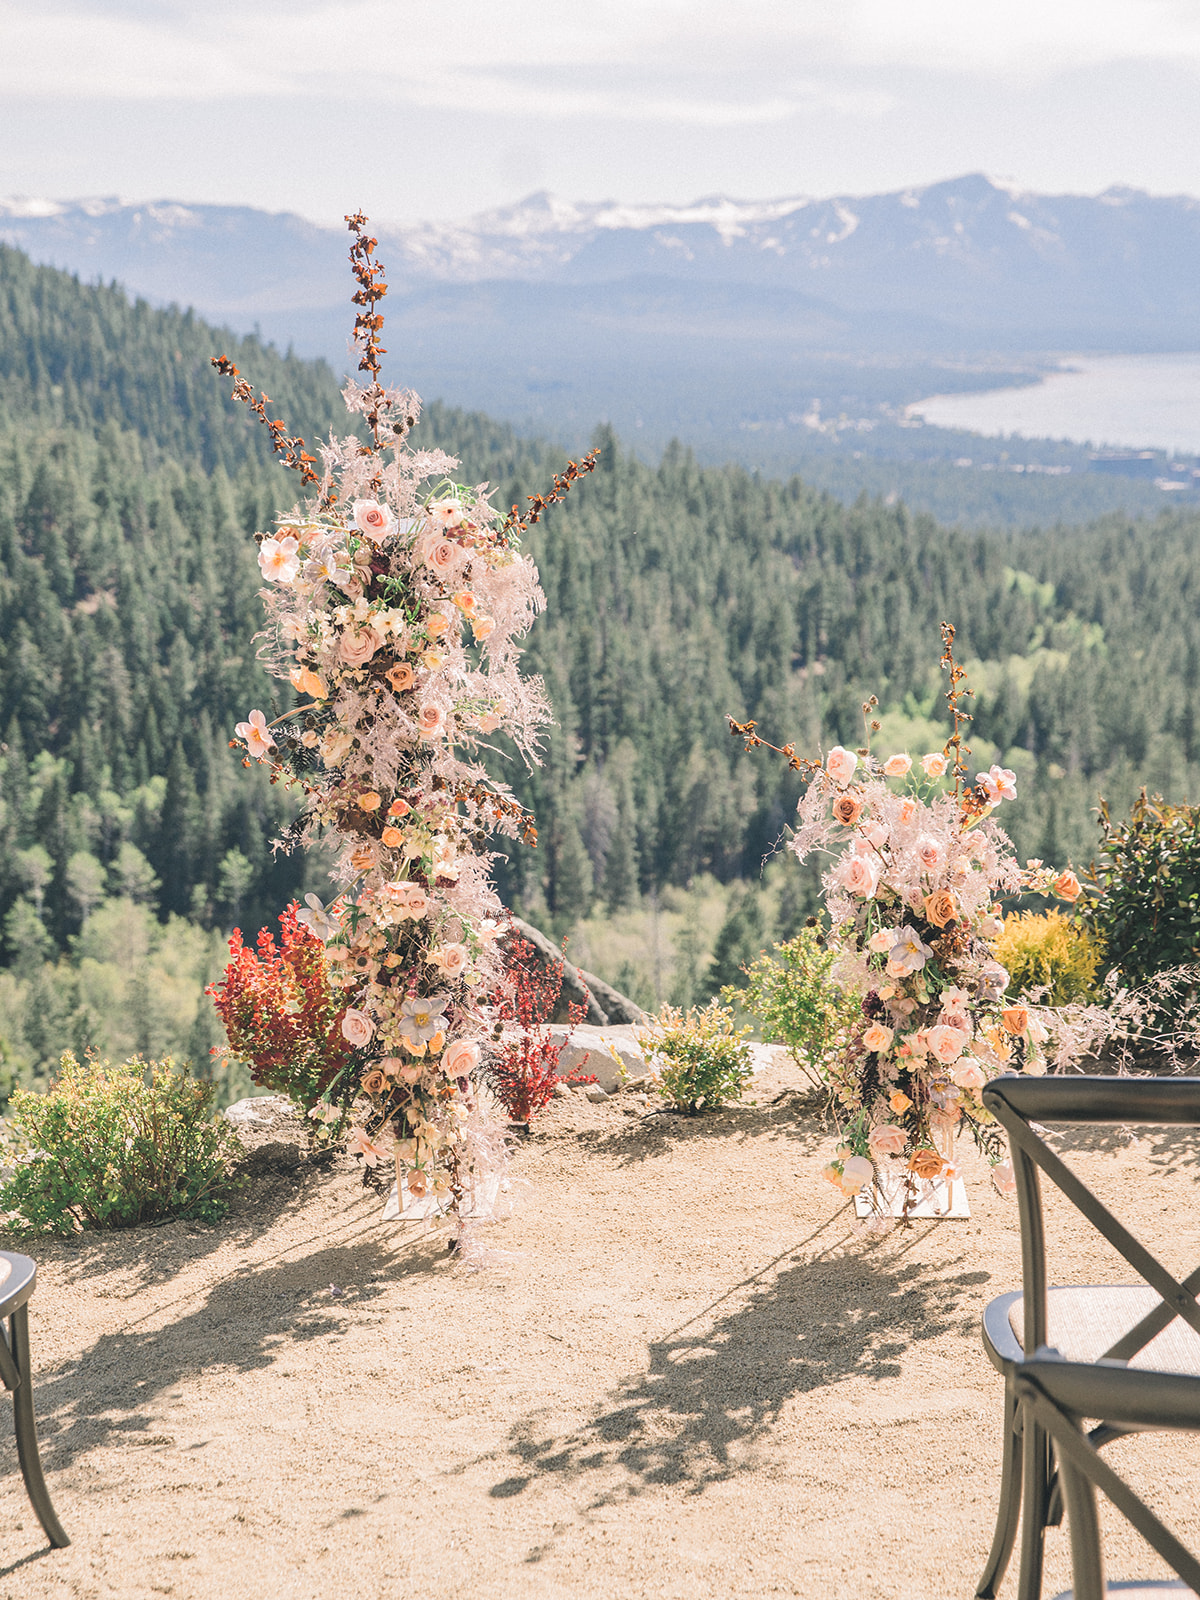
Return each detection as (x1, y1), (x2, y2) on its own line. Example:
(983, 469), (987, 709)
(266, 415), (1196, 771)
(4, 0), (1200, 223)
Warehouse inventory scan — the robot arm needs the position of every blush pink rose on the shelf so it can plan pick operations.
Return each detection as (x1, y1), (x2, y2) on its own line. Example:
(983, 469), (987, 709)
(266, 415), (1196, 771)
(927, 1023), (969, 1064)
(868, 1124), (907, 1158)
(338, 624), (383, 667)
(915, 834), (943, 873)
(952, 1058), (987, 1091)
(340, 1008), (375, 1047)
(839, 1155), (874, 1195)
(428, 942), (469, 978)
(898, 798), (920, 826)
(417, 703), (446, 740)
(826, 745), (858, 785)
(921, 752), (948, 778)
(352, 499), (395, 542)
(835, 853), (879, 898)
(441, 1039), (480, 1079)
(992, 1158), (1017, 1199)
(868, 927), (894, 954)
(883, 753), (912, 777)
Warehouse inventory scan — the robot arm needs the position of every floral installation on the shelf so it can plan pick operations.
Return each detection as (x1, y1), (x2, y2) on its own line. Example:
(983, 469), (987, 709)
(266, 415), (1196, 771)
(210, 213), (597, 1241)
(731, 624), (1089, 1221)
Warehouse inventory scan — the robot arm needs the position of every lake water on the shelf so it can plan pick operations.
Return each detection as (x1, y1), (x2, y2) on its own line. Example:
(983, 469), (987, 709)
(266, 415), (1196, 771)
(909, 353), (1200, 455)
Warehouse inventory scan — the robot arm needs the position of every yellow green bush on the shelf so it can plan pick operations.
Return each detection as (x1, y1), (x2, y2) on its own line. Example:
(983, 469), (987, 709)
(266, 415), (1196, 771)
(994, 910), (1102, 1005)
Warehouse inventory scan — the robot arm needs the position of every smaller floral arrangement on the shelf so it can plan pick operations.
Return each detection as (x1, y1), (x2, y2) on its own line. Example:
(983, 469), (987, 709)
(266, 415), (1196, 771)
(732, 624), (1088, 1218)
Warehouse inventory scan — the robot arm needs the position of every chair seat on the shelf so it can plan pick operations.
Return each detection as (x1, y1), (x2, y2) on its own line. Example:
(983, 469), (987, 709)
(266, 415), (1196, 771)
(1007, 1287), (1200, 1375)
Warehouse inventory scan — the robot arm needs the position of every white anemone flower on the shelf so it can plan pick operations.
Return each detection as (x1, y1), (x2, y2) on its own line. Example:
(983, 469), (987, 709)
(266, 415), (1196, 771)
(295, 893), (340, 941)
(258, 535), (301, 584)
(398, 993), (450, 1049)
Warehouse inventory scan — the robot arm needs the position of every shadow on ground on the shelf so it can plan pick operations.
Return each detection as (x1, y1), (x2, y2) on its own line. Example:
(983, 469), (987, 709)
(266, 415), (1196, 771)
(564, 1093), (831, 1170)
(0, 1229), (443, 1476)
(485, 1223), (989, 1506)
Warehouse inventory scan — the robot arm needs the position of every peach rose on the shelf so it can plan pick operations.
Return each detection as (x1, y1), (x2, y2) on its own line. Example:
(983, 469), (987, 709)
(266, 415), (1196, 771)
(921, 752), (948, 778)
(476, 710), (502, 734)
(340, 1008), (375, 1047)
(442, 1038), (480, 1079)
(417, 703), (446, 740)
(425, 612), (450, 639)
(360, 1070), (387, 1096)
(862, 1022), (894, 1053)
(909, 1147), (944, 1180)
(452, 591), (478, 615)
(352, 499), (395, 542)
(927, 1023), (969, 1064)
(832, 793), (863, 827)
(471, 615), (496, 642)
(289, 665), (327, 700)
(868, 1124), (907, 1158)
(889, 1090), (913, 1114)
(899, 798), (920, 826)
(338, 623), (383, 667)
(382, 826), (404, 848)
(883, 753), (912, 777)
(1054, 870), (1082, 901)
(1001, 1004), (1030, 1036)
(923, 889), (958, 928)
(826, 746), (858, 785)
(357, 791), (381, 812)
(388, 798), (411, 817)
(379, 1057), (404, 1077)
(386, 661), (415, 693)
(868, 927), (895, 954)
(428, 942), (469, 978)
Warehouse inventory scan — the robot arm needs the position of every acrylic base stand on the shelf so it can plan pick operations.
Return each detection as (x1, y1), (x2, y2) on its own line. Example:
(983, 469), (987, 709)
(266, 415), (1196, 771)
(854, 1167), (970, 1220)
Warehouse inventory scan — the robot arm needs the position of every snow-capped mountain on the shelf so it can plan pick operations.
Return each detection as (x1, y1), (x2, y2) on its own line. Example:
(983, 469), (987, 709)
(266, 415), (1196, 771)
(3, 174), (1200, 349)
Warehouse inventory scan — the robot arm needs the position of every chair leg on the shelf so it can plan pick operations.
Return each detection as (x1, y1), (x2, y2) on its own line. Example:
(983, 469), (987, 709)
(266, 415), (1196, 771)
(977, 1381), (1023, 1599)
(1057, 1456), (1104, 1600)
(9, 1307), (70, 1548)
(1016, 1416), (1051, 1600)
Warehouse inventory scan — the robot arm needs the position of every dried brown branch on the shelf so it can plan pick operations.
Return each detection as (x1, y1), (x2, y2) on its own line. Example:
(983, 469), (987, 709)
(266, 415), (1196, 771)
(209, 355), (321, 486)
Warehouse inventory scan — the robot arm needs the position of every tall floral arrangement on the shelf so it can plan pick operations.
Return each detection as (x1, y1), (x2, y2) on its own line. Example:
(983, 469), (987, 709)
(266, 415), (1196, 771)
(732, 625), (1085, 1217)
(211, 215), (596, 1237)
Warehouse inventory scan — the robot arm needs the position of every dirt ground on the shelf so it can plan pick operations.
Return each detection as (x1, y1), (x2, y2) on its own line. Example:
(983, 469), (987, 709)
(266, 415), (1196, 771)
(2, 1057), (1200, 1600)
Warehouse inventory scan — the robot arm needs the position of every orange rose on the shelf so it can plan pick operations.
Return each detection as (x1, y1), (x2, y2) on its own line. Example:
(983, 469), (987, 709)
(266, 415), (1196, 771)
(360, 1070), (386, 1096)
(388, 798), (410, 817)
(358, 791), (382, 812)
(889, 1090), (913, 1114)
(386, 661), (415, 693)
(1054, 870), (1082, 901)
(1002, 1005), (1030, 1035)
(831, 793), (863, 827)
(923, 889), (957, 928)
(381, 826), (404, 848)
(909, 1147), (944, 1180)
(351, 844), (375, 872)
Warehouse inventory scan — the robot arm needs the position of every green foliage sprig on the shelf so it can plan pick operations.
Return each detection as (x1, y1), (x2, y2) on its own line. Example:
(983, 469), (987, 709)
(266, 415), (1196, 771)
(723, 928), (859, 1086)
(0, 1053), (246, 1234)
(1083, 790), (1200, 988)
(638, 1000), (753, 1114)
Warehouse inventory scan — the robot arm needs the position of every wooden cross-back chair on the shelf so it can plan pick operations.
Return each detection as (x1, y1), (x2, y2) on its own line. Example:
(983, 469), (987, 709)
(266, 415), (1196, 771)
(976, 1074), (1200, 1600)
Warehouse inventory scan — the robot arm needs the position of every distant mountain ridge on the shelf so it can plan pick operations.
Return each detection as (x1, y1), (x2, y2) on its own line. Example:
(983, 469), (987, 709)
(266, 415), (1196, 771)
(3, 174), (1200, 350)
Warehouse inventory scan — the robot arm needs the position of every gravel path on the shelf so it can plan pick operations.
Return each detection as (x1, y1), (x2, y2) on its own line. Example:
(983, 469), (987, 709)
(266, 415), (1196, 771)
(2, 1060), (1199, 1600)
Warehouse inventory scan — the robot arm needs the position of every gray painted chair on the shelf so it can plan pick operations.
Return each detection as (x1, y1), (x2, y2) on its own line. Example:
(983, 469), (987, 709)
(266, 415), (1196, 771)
(0, 1251), (69, 1547)
(976, 1075), (1200, 1600)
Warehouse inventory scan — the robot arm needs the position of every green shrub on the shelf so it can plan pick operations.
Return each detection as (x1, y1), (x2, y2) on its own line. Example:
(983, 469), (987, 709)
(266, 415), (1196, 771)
(638, 1000), (754, 1114)
(1082, 791), (1200, 987)
(0, 1053), (247, 1235)
(724, 928), (858, 1083)
(994, 910), (1103, 1005)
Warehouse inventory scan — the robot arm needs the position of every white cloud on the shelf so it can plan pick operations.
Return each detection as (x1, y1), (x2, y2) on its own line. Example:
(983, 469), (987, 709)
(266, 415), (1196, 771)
(3, 0), (1199, 110)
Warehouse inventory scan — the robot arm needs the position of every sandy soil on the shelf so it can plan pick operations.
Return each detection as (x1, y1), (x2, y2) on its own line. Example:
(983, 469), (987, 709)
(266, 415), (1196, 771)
(2, 1058), (1200, 1600)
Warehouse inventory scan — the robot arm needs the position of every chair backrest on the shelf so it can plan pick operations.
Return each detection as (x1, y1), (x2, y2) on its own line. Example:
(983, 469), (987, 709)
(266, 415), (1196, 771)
(981, 1075), (1200, 1363)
